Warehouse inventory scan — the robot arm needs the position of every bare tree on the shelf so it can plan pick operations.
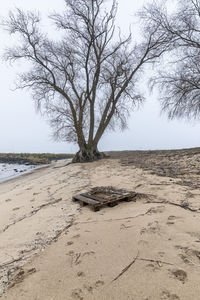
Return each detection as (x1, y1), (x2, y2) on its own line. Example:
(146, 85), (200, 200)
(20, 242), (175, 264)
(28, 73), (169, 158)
(143, 0), (200, 120)
(2, 0), (170, 162)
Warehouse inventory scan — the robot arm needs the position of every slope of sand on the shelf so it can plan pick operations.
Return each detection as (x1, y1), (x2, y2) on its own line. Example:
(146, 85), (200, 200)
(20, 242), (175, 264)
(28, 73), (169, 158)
(1, 152), (200, 299)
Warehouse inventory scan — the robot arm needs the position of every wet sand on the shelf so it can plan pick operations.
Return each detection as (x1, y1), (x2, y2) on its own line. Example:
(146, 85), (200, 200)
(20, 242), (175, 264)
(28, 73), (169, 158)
(0, 150), (200, 299)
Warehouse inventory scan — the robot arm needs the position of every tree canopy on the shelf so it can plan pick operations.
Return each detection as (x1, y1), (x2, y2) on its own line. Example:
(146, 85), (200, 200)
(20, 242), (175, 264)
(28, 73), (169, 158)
(143, 0), (200, 120)
(3, 0), (171, 161)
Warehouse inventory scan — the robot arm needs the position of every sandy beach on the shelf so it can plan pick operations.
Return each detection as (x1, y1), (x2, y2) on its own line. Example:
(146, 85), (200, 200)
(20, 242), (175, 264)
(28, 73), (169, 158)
(1, 150), (200, 299)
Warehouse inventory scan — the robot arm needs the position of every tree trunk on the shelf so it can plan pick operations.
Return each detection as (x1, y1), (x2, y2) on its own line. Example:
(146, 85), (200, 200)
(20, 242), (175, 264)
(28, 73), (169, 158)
(72, 143), (105, 163)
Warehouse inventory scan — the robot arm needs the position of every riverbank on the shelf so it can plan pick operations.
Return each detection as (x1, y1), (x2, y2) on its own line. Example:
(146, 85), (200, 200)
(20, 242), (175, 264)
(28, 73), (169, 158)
(0, 163), (40, 183)
(1, 150), (200, 299)
(0, 153), (74, 165)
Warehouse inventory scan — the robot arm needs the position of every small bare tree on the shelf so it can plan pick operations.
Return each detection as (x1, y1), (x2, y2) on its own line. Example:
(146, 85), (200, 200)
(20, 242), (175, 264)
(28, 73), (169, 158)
(143, 0), (200, 120)
(3, 0), (170, 162)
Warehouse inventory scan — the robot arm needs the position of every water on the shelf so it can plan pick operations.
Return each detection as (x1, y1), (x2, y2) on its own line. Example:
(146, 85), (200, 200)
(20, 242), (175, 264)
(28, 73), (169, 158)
(0, 163), (38, 183)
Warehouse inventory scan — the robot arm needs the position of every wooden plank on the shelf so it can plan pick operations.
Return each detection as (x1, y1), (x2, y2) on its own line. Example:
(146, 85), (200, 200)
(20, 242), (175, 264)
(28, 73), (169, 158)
(80, 193), (107, 203)
(73, 189), (137, 211)
(73, 194), (99, 206)
(110, 192), (131, 196)
(108, 201), (119, 207)
(114, 193), (136, 201)
(107, 195), (128, 202)
(93, 206), (100, 212)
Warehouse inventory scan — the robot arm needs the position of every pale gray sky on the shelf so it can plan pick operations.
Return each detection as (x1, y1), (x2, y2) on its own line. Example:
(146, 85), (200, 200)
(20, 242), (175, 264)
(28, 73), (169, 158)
(0, 0), (200, 154)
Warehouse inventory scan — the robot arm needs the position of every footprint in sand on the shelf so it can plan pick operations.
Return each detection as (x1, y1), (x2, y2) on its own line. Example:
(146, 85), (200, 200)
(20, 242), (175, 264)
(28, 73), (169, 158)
(67, 251), (81, 266)
(72, 234), (81, 239)
(179, 247), (200, 265)
(94, 280), (104, 288)
(146, 263), (160, 272)
(140, 221), (161, 235)
(167, 215), (182, 225)
(147, 206), (166, 214)
(138, 240), (149, 246)
(26, 187), (33, 190)
(67, 241), (74, 246)
(83, 284), (93, 293)
(83, 280), (104, 293)
(168, 216), (177, 221)
(77, 271), (85, 277)
(5, 199), (12, 202)
(161, 290), (180, 300)
(158, 251), (165, 258)
(140, 228), (147, 235)
(12, 207), (21, 211)
(120, 223), (134, 230)
(70, 251), (96, 266)
(71, 288), (83, 300)
(170, 269), (187, 284)
(167, 221), (175, 225)
(75, 227), (81, 231)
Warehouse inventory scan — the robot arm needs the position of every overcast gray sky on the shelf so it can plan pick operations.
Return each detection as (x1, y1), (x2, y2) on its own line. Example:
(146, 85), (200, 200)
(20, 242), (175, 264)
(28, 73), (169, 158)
(0, 0), (200, 154)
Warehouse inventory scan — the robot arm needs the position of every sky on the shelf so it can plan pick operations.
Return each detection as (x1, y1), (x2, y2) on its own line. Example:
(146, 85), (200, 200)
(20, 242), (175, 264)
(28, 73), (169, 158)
(0, 0), (200, 154)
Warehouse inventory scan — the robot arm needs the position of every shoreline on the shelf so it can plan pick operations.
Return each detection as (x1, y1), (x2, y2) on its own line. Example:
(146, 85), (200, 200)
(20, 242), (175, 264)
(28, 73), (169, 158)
(0, 153), (74, 166)
(0, 163), (45, 184)
(0, 164), (50, 186)
(0, 153), (200, 299)
(0, 158), (81, 297)
(0, 158), (72, 186)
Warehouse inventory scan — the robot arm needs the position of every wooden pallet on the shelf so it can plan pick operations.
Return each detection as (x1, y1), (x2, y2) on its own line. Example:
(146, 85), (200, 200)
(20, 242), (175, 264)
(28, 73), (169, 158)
(72, 186), (137, 211)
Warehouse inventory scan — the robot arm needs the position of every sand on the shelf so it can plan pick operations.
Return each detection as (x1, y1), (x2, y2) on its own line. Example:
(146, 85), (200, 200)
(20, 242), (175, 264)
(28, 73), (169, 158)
(0, 152), (200, 299)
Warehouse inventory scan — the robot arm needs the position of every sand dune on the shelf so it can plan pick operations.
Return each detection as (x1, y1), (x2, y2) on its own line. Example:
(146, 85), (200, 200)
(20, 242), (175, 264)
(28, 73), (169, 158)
(0, 151), (200, 299)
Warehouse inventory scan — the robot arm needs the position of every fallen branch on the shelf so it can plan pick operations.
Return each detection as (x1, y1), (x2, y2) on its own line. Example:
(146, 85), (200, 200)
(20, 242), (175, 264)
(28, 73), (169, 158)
(138, 257), (173, 266)
(0, 256), (30, 270)
(148, 200), (199, 213)
(50, 222), (73, 243)
(150, 183), (171, 186)
(112, 251), (139, 282)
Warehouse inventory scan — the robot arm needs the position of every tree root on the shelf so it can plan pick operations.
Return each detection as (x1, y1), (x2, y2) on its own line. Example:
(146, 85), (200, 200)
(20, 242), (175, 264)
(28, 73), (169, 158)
(73, 148), (105, 163)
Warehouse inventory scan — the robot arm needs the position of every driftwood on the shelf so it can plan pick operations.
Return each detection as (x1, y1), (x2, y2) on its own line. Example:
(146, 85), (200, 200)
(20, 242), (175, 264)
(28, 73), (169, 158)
(137, 257), (173, 266)
(0, 256), (30, 270)
(148, 200), (199, 213)
(112, 251), (139, 282)
(112, 252), (174, 282)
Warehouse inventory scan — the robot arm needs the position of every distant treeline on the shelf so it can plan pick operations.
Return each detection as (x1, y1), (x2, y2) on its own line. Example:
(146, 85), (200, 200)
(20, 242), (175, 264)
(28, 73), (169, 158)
(0, 153), (74, 165)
